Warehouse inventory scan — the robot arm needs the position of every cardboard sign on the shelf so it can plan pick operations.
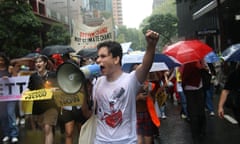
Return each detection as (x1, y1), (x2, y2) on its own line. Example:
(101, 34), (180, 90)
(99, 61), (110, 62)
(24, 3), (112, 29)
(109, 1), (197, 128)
(21, 89), (53, 101)
(53, 90), (85, 107)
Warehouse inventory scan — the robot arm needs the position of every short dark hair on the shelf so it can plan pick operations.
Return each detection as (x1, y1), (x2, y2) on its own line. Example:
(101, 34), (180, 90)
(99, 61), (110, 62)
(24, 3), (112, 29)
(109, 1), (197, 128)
(35, 55), (48, 63)
(97, 41), (123, 65)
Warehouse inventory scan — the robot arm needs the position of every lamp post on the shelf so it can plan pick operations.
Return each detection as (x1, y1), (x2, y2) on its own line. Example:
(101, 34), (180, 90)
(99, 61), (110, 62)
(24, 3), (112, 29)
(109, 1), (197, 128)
(216, 0), (225, 52)
(67, 0), (72, 36)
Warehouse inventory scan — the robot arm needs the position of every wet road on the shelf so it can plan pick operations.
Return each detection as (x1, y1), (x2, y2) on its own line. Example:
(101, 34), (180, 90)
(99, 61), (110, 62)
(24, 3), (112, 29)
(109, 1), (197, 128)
(1, 94), (240, 144)
(157, 95), (240, 144)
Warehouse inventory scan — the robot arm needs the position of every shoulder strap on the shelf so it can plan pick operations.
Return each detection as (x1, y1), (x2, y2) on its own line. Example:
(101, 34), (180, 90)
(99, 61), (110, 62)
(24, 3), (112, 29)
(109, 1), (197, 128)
(93, 78), (101, 113)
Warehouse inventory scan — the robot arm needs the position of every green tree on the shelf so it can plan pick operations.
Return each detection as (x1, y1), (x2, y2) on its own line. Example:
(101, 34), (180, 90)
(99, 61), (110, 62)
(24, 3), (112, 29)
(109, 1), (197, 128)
(152, 0), (176, 16)
(45, 24), (70, 46)
(116, 33), (126, 43)
(0, 0), (42, 58)
(115, 25), (145, 51)
(142, 13), (178, 51)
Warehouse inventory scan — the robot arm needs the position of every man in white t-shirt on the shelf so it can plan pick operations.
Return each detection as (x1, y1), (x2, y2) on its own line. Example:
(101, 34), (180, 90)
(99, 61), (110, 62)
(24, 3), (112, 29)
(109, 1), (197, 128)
(82, 30), (159, 144)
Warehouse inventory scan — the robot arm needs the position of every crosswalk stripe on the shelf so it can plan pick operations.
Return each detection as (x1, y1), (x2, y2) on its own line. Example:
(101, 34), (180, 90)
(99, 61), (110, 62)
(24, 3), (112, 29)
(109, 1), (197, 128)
(224, 114), (238, 124)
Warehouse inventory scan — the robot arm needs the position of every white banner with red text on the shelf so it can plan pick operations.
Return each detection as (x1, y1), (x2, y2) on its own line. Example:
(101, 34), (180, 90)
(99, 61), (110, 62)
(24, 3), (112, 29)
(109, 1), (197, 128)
(71, 18), (114, 52)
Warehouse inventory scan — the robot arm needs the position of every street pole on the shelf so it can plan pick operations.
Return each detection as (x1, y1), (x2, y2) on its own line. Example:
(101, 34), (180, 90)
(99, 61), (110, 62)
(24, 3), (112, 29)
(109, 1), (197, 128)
(216, 0), (225, 52)
(67, 0), (72, 36)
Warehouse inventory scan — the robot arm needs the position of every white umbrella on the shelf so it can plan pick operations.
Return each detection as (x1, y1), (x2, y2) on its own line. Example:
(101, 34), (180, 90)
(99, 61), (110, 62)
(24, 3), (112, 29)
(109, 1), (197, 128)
(150, 62), (169, 72)
(122, 52), (170, 72)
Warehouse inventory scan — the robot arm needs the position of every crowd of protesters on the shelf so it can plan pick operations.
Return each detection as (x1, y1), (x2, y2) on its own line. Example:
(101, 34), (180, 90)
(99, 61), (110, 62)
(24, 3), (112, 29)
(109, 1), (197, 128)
(0, 30), (240, 144)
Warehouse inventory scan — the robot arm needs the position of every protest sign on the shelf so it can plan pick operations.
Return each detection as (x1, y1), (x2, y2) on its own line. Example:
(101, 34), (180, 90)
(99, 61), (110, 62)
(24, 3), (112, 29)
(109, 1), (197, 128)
(0, 76), (29, 101)
(53, 90), (85, 107)
(21, 89), (53, 101)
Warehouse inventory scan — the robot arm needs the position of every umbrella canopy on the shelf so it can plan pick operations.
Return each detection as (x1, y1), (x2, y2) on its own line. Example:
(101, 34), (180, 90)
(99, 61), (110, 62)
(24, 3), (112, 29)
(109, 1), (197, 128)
(154, 53), (181, 68)
(204, 51), (220, 63)
(77, 48), (98, 58)
(24, 52), (40, 58)
(150, 62), (169, 72)
(221, 43), (240, 61)
(121, 52), (179, 73)
(163, 40), (213, 64)
(122, 52), (181, 69)
(10, 57), (35, 70)
(41, 45), (75, 56)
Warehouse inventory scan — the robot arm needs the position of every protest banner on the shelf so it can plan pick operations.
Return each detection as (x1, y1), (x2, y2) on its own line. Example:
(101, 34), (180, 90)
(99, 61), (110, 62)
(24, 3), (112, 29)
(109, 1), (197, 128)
(53, 90), (85, 107)
(0, 76), (29, 101)
(71, 18), (114, 52)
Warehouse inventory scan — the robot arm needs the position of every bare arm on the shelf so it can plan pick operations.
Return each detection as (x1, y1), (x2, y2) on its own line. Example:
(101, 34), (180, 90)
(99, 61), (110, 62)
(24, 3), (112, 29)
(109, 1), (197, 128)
(218, 89), (229, 119)
(136, 30), (159, 83)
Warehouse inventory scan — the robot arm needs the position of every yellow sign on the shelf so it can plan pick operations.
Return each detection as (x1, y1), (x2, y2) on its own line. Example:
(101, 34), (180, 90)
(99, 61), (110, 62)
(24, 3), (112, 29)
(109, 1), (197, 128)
(21, 101), (33, 114)
(53, 90), (85, 107)
(21, 89), (53, 101)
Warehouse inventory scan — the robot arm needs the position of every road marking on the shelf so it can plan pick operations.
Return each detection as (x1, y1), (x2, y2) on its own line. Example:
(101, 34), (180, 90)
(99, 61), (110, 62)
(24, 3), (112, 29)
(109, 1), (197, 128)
(224, 114), (238, 124)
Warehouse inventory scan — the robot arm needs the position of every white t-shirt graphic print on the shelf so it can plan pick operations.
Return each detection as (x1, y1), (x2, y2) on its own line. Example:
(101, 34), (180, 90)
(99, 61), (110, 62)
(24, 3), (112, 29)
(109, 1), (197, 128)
(93, 71), (141, 144)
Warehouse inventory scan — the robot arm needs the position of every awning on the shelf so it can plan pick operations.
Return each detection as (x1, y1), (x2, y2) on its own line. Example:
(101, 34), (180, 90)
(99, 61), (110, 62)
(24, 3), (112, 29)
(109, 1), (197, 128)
(192, 0), (226, 20)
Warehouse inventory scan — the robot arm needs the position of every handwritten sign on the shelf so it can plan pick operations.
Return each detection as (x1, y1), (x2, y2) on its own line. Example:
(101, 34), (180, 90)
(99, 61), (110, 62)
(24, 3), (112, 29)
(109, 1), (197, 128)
(21, 89), (53, 101)
(71, 18), (114, 51)
(53, 90), (85, 107)
(0, 76), (29, 101)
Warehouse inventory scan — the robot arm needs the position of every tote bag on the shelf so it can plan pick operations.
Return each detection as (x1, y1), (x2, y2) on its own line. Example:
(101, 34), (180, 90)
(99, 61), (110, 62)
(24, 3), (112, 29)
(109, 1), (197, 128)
(78, 113), (97, 144)
(79, 78), (101, 144)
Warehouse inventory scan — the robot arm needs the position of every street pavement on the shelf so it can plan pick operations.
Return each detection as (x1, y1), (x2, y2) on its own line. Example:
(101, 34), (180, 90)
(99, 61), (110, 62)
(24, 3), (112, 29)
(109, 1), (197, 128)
(1, 93), (240, 144)
(156, 94), (240, 144)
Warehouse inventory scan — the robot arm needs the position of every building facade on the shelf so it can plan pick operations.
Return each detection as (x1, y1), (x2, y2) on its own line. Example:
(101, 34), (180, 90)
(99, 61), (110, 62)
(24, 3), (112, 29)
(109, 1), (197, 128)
(176, 0), (240, 52)
(112, 0), (123, 26)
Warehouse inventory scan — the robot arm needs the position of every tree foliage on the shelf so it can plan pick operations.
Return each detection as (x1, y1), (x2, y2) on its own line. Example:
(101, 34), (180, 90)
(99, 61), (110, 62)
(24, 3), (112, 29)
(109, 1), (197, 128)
(45, 24), (70, 46)
(115, 25), (146, 51)
(142, 14), (178, 51)
(0, 0), (42, 58)
(116, 0), (178, 51)
(152, 0), (176, 16)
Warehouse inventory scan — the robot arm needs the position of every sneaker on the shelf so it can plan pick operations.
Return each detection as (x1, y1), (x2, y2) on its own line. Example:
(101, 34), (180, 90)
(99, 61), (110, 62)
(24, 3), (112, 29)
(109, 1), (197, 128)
(210, 112), (215, 116)
(11, 137), (18, 143)
(161, 115), (167, 119)
(16, 117), (20, 125)
(161, 113), (167, 119)
(2, 136), (9, 142)
(20, 118), (25, 125)
(181, 114), (187, 119)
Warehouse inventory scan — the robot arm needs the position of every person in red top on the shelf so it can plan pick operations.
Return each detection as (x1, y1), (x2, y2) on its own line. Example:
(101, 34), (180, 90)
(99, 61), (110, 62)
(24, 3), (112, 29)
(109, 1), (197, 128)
(182, 61), (206, 144)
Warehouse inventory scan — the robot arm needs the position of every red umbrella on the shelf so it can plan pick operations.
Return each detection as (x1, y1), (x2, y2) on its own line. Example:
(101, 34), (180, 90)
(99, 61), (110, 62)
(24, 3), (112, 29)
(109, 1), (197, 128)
(163, 40), (212, 64)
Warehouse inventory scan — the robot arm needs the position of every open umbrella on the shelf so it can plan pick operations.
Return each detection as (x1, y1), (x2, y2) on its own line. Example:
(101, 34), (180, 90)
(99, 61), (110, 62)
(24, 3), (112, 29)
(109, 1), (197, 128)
(77, 48), (98, 58)
(41, 45), (75, 56)
(221, 43), (240, 61)
(163, 40), (213, 64)
(204, 51), (220, 63)
(121, 52), (180, 72)
(24, 52), (40, 58)
(10, 57), (35, 70)
(122, 52), (181, 69)
(150, 62), (169, 72)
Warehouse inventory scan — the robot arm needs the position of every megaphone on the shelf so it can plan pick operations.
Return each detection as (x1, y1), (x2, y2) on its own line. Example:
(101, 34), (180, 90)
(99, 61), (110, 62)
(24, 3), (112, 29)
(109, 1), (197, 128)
(57, 62), (101, 94)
